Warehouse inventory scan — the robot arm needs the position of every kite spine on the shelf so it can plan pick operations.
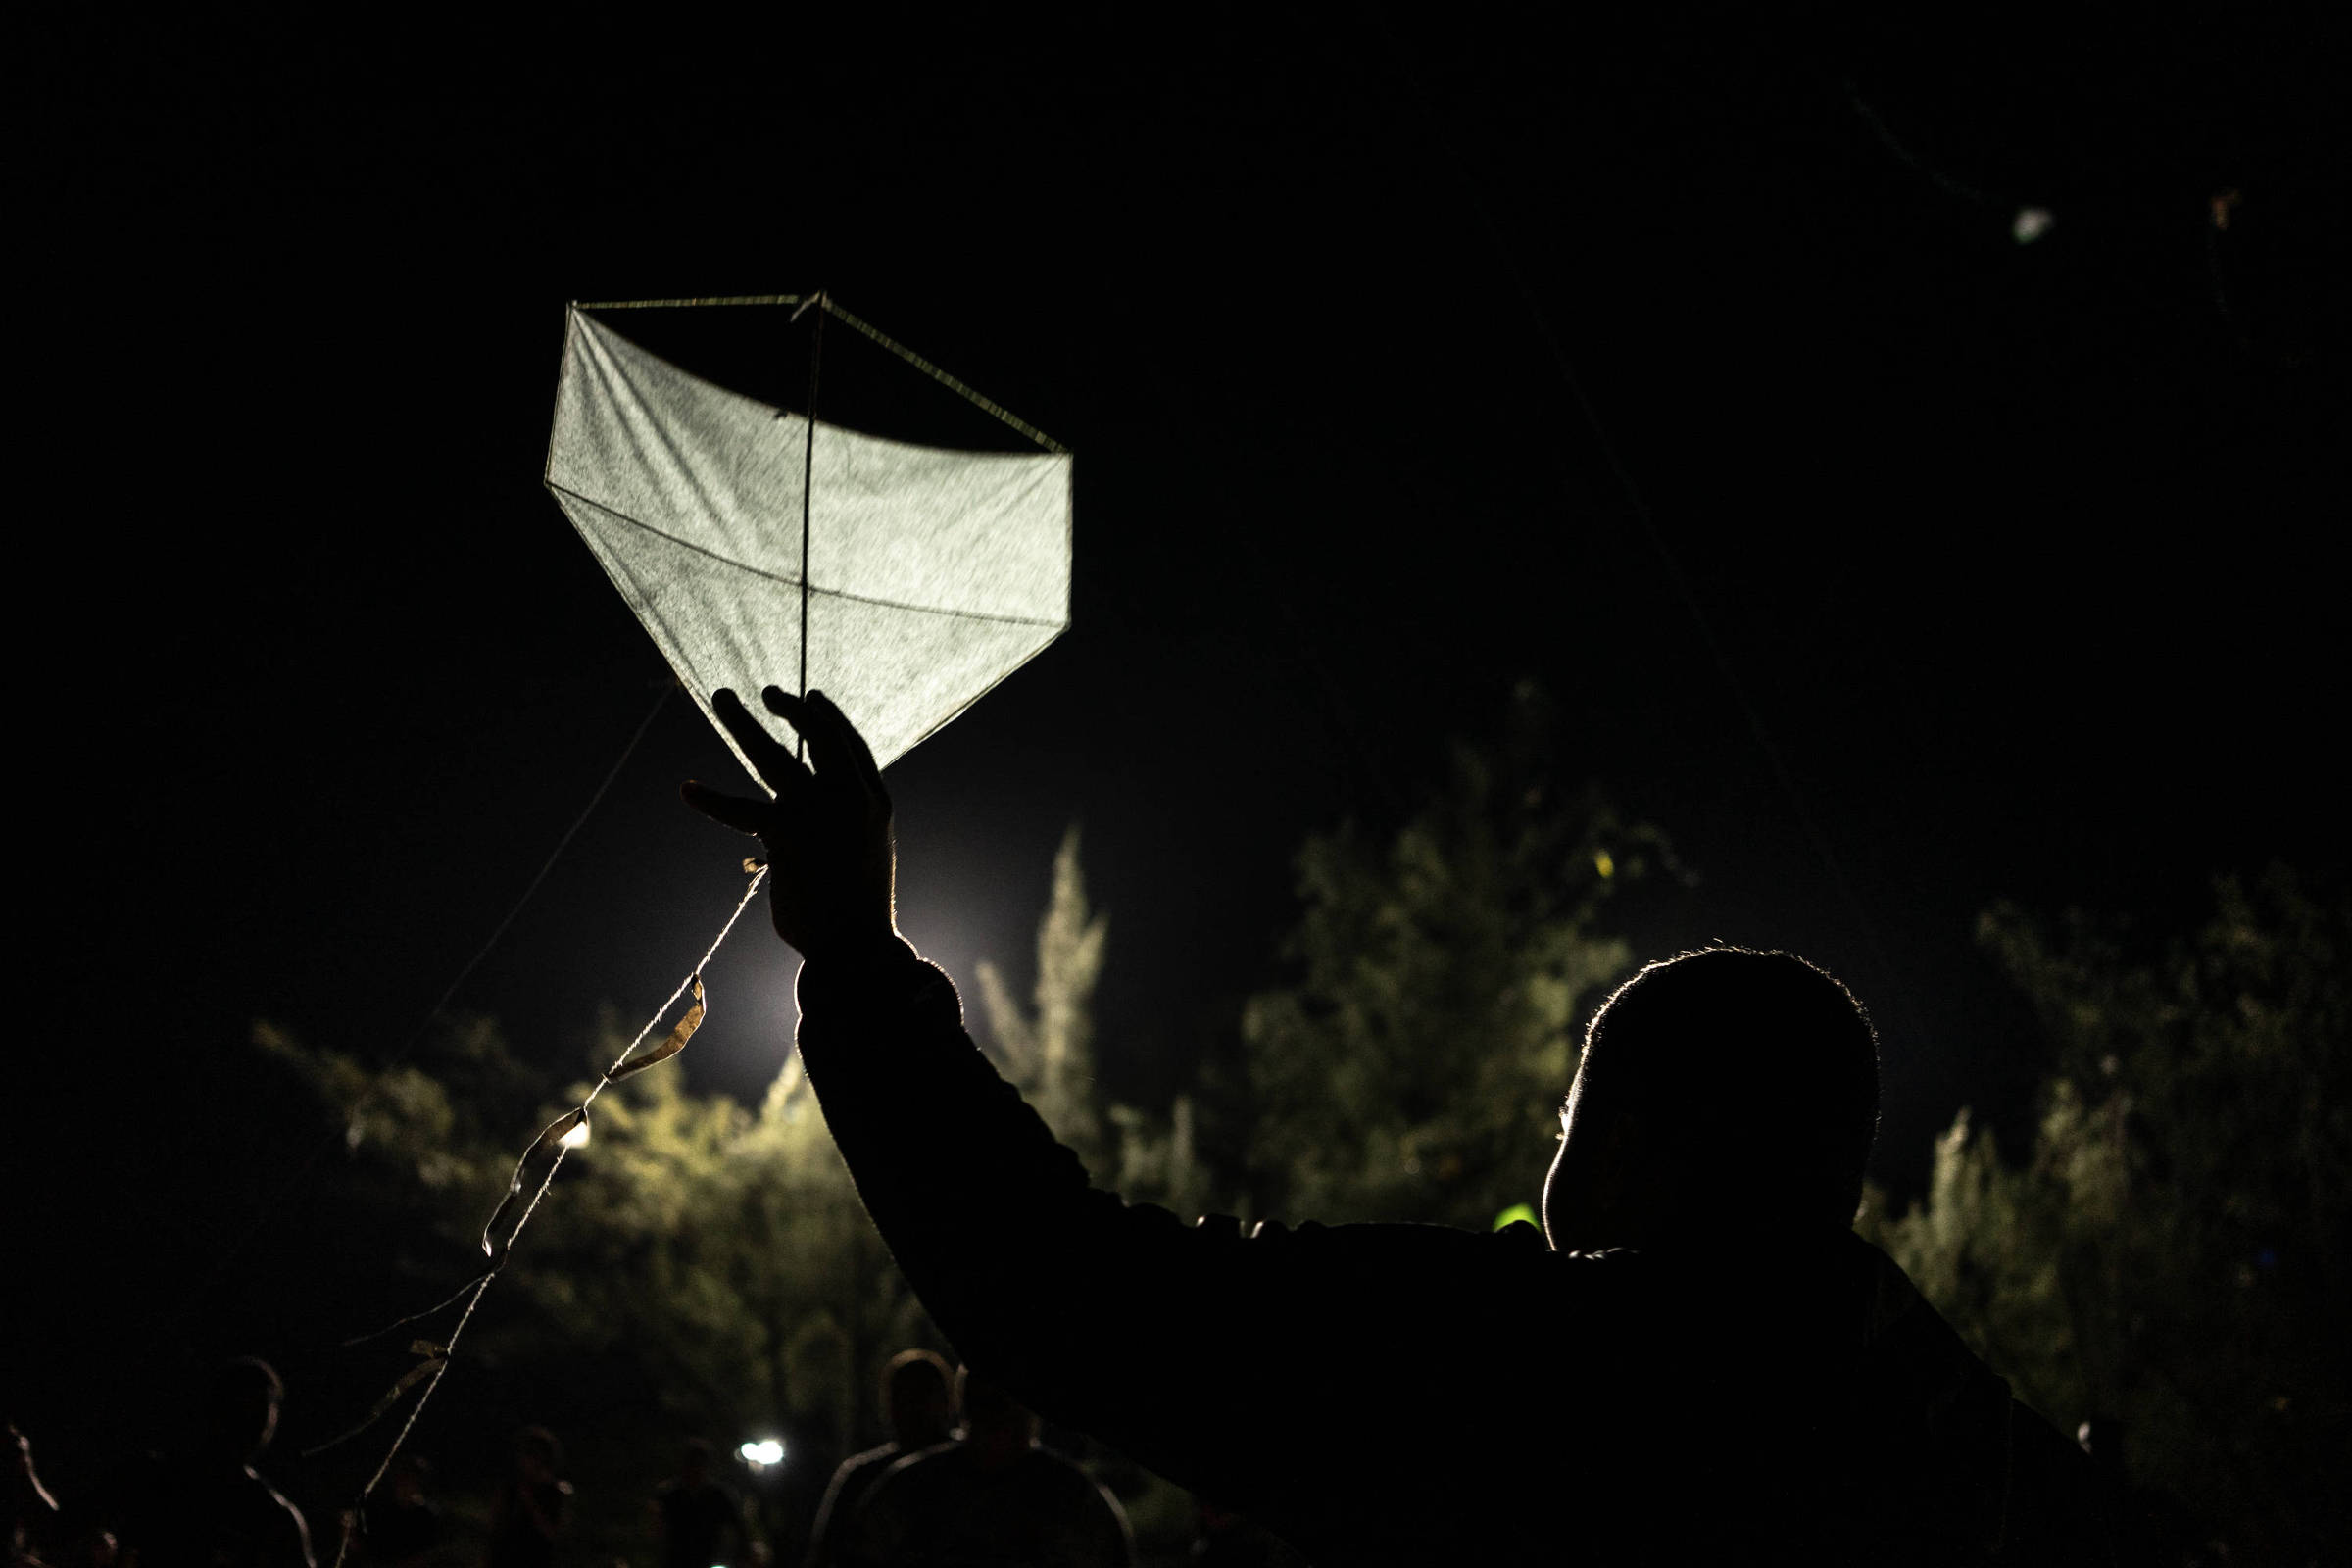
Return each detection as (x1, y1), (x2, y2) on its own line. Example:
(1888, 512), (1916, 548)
(799, 293), (827, 757)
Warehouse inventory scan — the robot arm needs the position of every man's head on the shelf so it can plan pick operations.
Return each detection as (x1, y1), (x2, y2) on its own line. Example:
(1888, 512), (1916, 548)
(1543, 948), (1879, 1251)
(198, 1357), (283, 1466)
(679, 1437), (711, 1485)
(882, 1349), (956, 1450)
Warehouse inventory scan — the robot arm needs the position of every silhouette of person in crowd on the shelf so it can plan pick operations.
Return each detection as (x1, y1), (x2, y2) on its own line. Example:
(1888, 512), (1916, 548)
(684, 687), (2114, 1564)
(359, 1455), (438, 1568)
(840, 1369), (1130, 1568)
(106, 1358), (314, 1568)
(7, 1421), (64, 1568)
(1187, 1500), (1305, 1568)
(652, 1441), (745, 1568)
(801, 1352), (955, 1568)
(483, 1431), (567, 1568)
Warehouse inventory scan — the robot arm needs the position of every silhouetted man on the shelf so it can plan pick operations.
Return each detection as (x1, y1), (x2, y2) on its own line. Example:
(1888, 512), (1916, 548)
(483, 1430), (566, 1568)
(110, 1358), (314, 1568)
(684, 687), (2112, 1565)
(358, 1454), (438, 1568)
(802, 1352), (955, 1568)
(843, 1369), (1130, 1568)
(653, 1441), (744, 1568)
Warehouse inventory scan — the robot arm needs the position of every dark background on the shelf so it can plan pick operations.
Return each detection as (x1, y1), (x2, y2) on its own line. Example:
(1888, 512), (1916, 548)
(15, 1), (2342, 1466)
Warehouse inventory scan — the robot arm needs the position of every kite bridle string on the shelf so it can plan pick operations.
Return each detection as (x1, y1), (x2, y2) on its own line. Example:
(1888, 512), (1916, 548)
(327, 864), (770, 1568)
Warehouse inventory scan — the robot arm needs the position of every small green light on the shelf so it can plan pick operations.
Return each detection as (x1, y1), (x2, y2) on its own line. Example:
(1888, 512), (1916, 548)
(1493, 1201), (1538, 1231)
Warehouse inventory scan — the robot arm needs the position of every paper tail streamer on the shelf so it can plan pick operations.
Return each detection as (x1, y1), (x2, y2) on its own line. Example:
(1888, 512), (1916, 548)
(605, 975), (706, 1083)
(479, 974), (706, 1258)
(481, 1107), (589, 1264)
(303, 1344), (449, 1458)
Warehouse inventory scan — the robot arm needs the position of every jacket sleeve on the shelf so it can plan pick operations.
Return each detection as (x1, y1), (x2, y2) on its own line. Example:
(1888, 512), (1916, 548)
(789, 939), (1517, 1517)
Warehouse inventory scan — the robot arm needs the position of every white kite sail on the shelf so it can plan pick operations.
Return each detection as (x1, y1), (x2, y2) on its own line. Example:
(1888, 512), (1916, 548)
(545, 301), (1072, 780)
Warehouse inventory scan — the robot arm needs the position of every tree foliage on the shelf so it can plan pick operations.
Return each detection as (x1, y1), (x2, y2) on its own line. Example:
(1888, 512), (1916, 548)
(255, 709), (2345, 1560)
(258, 825), (1224, 1563)
(1862, 867), (2350, 1560)
(977, 825), (1110, 1171)
(977, 824), (1214, 1223)
(1235, 685), (1660, 1229)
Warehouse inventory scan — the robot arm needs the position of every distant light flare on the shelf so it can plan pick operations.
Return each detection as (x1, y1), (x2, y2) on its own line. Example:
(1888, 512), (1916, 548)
(561, 1117), (591, 1150)
(737, 1439), (785, 1470)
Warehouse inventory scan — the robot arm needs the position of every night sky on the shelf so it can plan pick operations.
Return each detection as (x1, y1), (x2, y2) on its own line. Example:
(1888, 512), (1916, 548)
(17, 9), (2342, 1407)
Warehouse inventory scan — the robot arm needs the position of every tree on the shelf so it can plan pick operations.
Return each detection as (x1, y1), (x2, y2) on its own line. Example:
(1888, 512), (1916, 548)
(976, 825), (1109, 1170)
(1862, 867), (2350, 1561)
(261, 827), (1224, 1566)
(255, 1010), (931, 1564)
(975, 825), (1217, 1225)
(1234, 684), (1664, 1230)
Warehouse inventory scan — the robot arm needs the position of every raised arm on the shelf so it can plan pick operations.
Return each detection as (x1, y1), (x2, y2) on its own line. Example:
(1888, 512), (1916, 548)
(680, 688), (1526, 1527)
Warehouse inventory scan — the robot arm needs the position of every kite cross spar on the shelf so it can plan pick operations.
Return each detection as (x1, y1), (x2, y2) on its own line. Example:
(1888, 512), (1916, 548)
(319, 293), (1071, 1565)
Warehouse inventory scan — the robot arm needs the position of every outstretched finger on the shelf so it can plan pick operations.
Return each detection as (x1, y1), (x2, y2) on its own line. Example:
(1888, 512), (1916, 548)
(766, 687), (880, 796)
(807, 689), (884, 788)
(712, 688), (808, 797)
(761, 687), (858, 787)
(680, 780), (769, 837)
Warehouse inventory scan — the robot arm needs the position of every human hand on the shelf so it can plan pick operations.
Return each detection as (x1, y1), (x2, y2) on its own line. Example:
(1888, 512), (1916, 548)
(680, 687), (898, 963)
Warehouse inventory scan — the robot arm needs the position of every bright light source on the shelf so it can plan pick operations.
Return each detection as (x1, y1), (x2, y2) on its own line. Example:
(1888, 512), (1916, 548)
(737, 1439), (785, 1469)
(2012, 207), (2055, 244)
(561, 1116), (591, 1150)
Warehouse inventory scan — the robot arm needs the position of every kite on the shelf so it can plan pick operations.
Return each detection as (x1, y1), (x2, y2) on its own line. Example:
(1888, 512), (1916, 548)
(320, 294), (1071, 1562)
(546, 294), (1073, 779)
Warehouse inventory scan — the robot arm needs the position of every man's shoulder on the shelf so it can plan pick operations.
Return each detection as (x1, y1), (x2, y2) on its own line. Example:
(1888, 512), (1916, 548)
(822, 1441), (907, 1502)
(852, 1442), (968, 1528)
(1204, 1212), (1570, 1270)
(1008, 1447), (1125, 1522)
(862, 1442), (956, 1494)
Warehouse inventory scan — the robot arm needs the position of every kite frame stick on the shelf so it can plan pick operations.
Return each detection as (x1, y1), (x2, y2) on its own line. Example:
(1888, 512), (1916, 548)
(569, 294), (1067, 455)
(574, 294), (808, 309)
(815, 297), (1069, 454)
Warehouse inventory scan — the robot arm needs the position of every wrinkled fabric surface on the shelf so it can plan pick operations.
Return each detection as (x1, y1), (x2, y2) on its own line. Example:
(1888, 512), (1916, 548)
(793, 941), (2112, 1565)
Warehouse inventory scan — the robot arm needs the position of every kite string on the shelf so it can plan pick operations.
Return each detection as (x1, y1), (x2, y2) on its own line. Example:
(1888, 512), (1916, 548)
(171, 682), (675, 1341)
(329, 864), (771, 1568)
